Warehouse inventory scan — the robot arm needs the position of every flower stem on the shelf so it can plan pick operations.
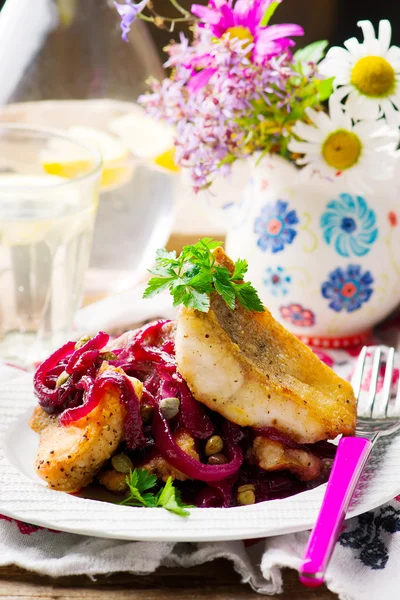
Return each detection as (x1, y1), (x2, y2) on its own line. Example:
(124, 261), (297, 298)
(169, 0), (192, 18)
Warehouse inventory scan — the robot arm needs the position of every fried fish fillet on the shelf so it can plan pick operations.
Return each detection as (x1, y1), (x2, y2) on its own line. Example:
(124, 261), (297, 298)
(175, 248), (356, 445)
(30, 366), (141, 493)
(249, 437), (322, 482)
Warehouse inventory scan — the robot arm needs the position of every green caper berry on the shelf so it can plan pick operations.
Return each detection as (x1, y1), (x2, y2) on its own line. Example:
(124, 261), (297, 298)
(99, 351), (117, 361)
(56, 371), (69, 388)
(159, 397), (180, 420)
(111, 453), (134, 474)
(140, 404), (154, 424)
(237, 484), (256, 506)
(74, 335), (92, 350)
(205, 435), (224, 457)
(208, 453), (228, 465)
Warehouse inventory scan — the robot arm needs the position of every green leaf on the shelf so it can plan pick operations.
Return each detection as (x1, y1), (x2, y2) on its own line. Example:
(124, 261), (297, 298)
(318, 76), (334, 101)
(293, 40), (329, 64)
(120, 469), (192, 516)
(185, 288), (211, 312)
(143, 237), (263, 313)
(232, 258), (248, 281)
(156, 247), (177, 261)
(143, 276), (176, 299)
(232, 282), (264, 312)
(260, 1), (280, 26)
(156, 477), (191, 516)
(213, 273), (236, 310)
(133, 469), (158, 493)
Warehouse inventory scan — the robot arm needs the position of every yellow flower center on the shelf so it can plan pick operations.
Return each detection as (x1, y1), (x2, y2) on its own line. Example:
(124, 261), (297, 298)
(351, 56), (396, 98)
(322, 130), (362, 171)
(224, 26), (254, 48)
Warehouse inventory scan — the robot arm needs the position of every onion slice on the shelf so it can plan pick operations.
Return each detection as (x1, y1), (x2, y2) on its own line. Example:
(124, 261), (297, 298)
(151, 404), (242, 482)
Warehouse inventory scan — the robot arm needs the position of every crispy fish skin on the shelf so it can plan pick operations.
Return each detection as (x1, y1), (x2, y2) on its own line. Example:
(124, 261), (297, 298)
(32, 367), (142, 493)
(175, 249), (356, 445)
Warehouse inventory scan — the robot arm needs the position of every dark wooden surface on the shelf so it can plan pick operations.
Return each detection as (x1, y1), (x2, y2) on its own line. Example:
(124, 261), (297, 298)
(0, 563), (337, 599)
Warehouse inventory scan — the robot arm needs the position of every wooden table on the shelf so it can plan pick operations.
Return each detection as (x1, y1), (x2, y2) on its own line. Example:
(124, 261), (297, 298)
(0, 564), (337, 599)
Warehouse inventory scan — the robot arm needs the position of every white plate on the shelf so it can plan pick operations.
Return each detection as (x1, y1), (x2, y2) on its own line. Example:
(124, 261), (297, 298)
(2, 379), (400, 542)
(1, 300), (400, 542)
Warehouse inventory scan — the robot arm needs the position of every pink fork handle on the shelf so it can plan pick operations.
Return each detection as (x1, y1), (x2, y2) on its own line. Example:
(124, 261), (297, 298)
(299, 436), (372, 587)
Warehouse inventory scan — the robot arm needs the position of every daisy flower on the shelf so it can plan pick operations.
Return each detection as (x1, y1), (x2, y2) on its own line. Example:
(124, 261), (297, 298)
(191, 0), (304, 64)
(288, 97), (398, 192)
(319, 20), (400, 125)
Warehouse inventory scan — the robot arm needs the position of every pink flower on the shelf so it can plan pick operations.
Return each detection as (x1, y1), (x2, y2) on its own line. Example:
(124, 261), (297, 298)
(191, 0), (304, 63)
(280, 304), (315, 328)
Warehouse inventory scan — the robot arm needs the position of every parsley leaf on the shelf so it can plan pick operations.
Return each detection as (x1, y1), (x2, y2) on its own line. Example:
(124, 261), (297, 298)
(156, 477), (193, 516)
(143, 238), (264, 313)
(120, 469), (192, 517)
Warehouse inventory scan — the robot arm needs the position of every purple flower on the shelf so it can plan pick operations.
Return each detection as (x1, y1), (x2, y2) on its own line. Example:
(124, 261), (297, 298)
(140, 30), (295, 190)
(191, 0), (304, 63)
(114, 0), (149, 41)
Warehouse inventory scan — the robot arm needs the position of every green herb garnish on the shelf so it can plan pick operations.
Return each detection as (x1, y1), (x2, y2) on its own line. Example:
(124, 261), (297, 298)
(143, 238), (264, 313)
(120, 468), (193, 517)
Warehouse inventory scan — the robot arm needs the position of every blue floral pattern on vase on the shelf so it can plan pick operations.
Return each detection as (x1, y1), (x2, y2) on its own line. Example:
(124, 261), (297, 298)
(322, 265), (374, 313)
(254, 200), (299, 253)
(264, 266), (291, 296)
(321, 194), (378, 257)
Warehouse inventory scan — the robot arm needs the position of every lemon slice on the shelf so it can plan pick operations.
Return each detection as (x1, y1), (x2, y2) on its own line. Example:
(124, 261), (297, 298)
(108, 111), (179, 173)
(41, 126), (134, 191)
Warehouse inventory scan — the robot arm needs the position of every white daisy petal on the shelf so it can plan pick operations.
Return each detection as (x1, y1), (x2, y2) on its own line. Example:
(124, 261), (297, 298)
(357, 19), (377, 44)
(381, 99), (400, 126)
(325, 46), (354, 64)
(288, 140), (319, 154)
(386, 46), (400, 69)
(331, 86), (352, 103)
(345, 90), (381, 121)
(378, 20), (392, 56)
(391, 88), (400, 109)
(328, 96), (350, 127)
(291, 121), (322, 143)
(306, 108), (334, 134)
(343, 37), (361, 56)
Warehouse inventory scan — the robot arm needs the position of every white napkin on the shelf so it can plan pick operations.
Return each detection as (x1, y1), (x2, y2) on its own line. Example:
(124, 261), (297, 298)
(2, 295), (400, 599)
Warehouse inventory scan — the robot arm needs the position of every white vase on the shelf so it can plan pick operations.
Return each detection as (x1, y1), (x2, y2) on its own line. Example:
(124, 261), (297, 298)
(225, 155), (400, 348)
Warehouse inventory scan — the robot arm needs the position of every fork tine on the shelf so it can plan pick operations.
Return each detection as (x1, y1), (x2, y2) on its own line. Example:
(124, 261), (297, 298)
(351, 346), (367, 399)
(389, 359), (400, 418)
(357, 346), (382, 418)
(371, 347), (394, 418)
(383, 347), (395, 417)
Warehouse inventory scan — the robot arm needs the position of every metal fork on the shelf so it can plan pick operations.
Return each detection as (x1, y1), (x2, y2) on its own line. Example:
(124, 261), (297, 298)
(300, 346), (400, 588)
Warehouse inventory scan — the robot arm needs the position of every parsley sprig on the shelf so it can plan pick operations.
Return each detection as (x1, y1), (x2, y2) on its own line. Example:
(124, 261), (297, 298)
(143, 238), (264, 313)
(120, 468), (193, 517)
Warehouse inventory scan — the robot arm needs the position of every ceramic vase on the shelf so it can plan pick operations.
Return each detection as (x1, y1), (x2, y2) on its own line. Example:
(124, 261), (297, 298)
(225, 155), (400, 348)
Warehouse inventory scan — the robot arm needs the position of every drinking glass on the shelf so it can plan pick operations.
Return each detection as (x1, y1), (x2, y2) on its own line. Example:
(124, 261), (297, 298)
(0, 100), (177, 295)
(0, 125), (102, 364)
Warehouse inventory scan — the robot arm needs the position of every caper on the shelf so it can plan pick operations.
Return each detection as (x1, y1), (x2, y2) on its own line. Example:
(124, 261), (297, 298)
(74, 335), (92, 350)
(140, 403), (154, 423)
(111, 453), (134, 474)
(208, 453), (228, 465)
(237, 484), (255, 506)
(99, 351), (117, 361)
(56, 371), (69, 388)
(205, 435), (224, 457)
(159, 397), (180, 420)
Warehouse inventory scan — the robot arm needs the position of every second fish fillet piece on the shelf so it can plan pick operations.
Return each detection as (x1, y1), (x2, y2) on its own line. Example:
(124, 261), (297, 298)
(175, 248), (356, 445)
